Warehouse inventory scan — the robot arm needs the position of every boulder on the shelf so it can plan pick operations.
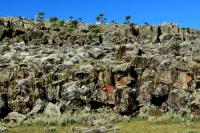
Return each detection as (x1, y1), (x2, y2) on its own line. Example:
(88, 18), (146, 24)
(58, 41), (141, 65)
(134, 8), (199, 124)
(167, 89), (190, 110)
(44, 102), (61, 116)
(28, 99), (45, 116)
(5, 112), (26, 122)
(88, 47), (105, 59)
(53, 35), (62, 45)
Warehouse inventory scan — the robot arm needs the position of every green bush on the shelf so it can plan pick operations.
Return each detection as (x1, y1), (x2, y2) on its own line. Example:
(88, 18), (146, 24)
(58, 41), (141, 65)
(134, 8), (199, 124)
(88, 24), (100, 39)
(55, 20), (66, 27)
(70, 20), (79, 28)
(170, 42), (181, 51)
(88, 24), (98, 30)
(36, 22), (46, 30)
(50, 17), (58, 23)
(66, 26), (74, 33)
(16, 34), (28, 42)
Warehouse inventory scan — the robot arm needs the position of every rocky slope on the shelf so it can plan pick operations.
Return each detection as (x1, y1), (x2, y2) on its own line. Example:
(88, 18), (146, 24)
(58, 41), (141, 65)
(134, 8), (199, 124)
(0, 17), (200, 118)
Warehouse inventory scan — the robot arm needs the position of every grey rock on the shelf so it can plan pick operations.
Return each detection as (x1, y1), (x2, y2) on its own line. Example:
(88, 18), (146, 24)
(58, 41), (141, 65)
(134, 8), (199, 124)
(167, 89), (190, 109)
(1, 18), (200, 116)
(44, 102), (61, 116)
(154, 85), (169, 97)
(5, 112), (26, 122)
(88, 47), (105, 59)
(28, 99), (45, 116)
(0, 127), (8, 132)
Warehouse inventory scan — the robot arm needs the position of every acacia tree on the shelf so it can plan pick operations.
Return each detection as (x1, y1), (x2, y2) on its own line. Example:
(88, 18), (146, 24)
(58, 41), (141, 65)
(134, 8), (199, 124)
(68, 16), (73, 23)
(96, 16), (101, 23)
(37, 12), (45, 21)
(125, 16), (131, 24)
(111, 20), (117, 25)
(78, 18), (83, 23)
(96, 13), (106, 24)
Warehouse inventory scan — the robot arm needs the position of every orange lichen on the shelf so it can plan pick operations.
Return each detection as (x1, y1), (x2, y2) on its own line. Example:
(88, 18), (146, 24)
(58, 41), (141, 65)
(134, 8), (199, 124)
(178, 72), (192, 84)
(102, 84), (115, 93)
(116, 77), (127, 86)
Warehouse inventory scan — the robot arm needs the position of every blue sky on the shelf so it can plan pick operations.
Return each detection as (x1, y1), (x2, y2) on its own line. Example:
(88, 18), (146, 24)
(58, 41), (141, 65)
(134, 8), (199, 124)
(1, 0), (200, 28)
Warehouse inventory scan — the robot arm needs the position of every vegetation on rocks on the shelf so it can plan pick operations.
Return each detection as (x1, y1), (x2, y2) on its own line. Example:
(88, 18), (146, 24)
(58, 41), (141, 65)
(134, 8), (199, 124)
(170, 42), (181, 51)
(0, 14), (200, 132)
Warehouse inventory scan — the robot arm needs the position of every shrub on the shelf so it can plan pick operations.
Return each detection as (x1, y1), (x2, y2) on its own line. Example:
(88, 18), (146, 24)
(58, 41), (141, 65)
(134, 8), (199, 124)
(50, 17), (58, 23)
(36, 22), (46, 30)
(88, 24), (100, 39)
(170, 42), (181, 51)
(66, 26), (74, 33)
(88, 24), (98, 30)
(55, 20), (66, 27)
(71, 20), (79, 28)
(16, 34), (28, 42)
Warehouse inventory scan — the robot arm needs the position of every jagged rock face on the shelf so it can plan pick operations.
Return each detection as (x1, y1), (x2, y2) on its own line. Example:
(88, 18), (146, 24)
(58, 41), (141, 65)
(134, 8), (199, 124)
(0, 17), (200, 116)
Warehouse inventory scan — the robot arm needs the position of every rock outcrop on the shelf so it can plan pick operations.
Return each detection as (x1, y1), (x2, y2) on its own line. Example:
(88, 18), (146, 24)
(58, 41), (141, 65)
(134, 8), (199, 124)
(0, 17), (200, 117)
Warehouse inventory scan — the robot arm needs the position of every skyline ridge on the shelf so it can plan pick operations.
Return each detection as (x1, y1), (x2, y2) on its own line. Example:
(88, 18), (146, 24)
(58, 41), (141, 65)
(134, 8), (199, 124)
(1, 0), (200, 28)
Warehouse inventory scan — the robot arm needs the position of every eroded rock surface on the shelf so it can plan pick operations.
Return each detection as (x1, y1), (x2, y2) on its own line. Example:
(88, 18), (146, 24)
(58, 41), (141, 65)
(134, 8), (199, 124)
(0, 17), (200, 117)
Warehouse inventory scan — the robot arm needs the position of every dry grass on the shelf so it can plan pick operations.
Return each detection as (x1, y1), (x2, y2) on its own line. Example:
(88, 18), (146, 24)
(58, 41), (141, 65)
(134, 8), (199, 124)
(3, 110), (200, 133)
(118, 120), (200, 133)
(4, 120), (200, 133)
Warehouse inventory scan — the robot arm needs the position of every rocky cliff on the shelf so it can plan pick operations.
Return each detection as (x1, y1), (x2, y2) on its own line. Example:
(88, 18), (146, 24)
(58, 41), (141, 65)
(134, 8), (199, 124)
(0, 17), (200, 117)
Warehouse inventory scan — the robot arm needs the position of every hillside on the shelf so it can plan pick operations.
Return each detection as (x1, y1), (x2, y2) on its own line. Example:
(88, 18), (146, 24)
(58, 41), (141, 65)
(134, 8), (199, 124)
(0, 17), (200, 120)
